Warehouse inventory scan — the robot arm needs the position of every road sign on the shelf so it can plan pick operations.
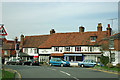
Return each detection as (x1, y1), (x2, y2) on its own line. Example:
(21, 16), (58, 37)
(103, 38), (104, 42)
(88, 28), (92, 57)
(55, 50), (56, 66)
(0, 25), (7, 36)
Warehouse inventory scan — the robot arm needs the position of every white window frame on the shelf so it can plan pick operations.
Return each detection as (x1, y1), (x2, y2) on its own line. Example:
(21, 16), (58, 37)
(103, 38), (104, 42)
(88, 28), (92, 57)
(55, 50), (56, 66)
(90, 36), (97, 42)
(65, 47), (70, 51)
(54, 47), (59, 52)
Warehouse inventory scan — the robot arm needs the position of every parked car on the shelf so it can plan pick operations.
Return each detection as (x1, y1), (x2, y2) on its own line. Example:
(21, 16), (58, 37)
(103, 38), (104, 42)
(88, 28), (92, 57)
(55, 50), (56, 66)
(49, 58), (70, 67)
(78, 59), (97, 67)
(6, 59), (24, 65)
(23, 59), (39, 66)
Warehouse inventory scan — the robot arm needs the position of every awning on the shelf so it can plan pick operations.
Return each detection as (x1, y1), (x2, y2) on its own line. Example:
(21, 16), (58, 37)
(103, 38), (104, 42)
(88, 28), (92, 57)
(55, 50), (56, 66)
(33, 56), (38, 58)
(64, 54), (82, 56)
(50, 53), (64, 57)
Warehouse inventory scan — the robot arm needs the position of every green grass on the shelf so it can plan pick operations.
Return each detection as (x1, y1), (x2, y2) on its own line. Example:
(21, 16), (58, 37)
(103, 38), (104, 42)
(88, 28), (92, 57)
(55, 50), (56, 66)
(94, 66), (120, 72)
(1, 70), (14, 80)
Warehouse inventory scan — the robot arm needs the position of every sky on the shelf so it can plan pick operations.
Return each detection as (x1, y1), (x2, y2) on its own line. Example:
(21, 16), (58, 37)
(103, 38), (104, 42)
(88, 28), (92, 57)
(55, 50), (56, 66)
(1, 1), (119, 40)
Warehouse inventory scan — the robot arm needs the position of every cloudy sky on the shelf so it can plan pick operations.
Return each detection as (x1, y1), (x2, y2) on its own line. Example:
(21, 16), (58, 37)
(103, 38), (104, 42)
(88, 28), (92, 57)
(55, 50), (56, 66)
(2, 1), (118, 40)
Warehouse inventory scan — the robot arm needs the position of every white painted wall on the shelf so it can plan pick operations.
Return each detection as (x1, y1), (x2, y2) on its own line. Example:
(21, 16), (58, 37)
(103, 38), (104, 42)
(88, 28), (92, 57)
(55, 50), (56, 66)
(103, 51), (120, 66)
(39, 46), (101, 54)
(23, 48), (38, 56)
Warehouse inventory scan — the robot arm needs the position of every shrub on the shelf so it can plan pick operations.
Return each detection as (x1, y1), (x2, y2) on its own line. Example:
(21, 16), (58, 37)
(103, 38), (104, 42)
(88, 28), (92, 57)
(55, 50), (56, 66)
(116, 63), (120, 68)
(100, 54), (109, 66)
(106, 63), (113, 68)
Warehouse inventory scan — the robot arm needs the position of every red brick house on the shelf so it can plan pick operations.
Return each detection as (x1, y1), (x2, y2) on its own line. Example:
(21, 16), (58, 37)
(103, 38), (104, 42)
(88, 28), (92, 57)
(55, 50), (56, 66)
(2, 37), (20, 63)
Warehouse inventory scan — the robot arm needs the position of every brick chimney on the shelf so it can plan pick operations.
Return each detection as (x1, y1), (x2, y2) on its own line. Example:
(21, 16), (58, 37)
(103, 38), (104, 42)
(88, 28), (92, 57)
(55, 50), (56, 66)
(106, 24), (112, 37)
(20, 34), (24, 49)
(97, 23), (102, 32)
(79, 26), (85, 32)
(50, 29), (55, 35)
(14, 37), (18, 44)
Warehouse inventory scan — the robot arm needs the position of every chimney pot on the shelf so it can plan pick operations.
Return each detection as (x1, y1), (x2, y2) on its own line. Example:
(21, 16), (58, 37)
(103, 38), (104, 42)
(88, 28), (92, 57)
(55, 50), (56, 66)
(79, 26), (85, 32)
(50, 29), (55, 35)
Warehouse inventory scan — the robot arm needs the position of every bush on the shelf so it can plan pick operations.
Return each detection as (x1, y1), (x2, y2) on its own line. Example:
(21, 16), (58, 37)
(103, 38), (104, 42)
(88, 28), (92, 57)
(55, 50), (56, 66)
(116, 63), (120, 68)
(106, 63), (113, 68)
(100, 54), (109, 66)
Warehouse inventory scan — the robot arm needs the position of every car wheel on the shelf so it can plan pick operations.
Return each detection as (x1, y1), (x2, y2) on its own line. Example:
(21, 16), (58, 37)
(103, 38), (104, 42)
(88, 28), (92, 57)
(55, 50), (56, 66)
(81, 64), (84, 68)
(30, 63), (32, 66)
(61, 64), (63, 67)
(49, 63), (52, 66)
(22, 63), (24, 65)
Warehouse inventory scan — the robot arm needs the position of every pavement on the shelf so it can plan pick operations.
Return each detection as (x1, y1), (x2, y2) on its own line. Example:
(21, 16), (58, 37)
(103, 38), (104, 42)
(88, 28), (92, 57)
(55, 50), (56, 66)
(4, 65), (120, 80)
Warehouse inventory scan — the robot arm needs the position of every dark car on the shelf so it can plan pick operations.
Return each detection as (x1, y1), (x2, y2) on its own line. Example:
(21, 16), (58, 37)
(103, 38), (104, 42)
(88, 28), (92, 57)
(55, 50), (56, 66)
(23, 59), (39, 66)
(6, 59), (24, 65)
(49, 58), (70, 67)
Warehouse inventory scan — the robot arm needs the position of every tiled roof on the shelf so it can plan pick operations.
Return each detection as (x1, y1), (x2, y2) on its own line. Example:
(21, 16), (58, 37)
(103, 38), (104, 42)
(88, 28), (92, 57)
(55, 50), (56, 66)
(2, 40), (15, 50)
(102, 32), (120, 40)
(38, 31), (108, 48)
(23, 35), (50, 48)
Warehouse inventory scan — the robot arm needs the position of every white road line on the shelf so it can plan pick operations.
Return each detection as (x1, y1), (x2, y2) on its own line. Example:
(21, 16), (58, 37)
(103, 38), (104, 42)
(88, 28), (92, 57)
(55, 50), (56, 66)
(60, 70), (79, 80)
(60, 71), (71, 76)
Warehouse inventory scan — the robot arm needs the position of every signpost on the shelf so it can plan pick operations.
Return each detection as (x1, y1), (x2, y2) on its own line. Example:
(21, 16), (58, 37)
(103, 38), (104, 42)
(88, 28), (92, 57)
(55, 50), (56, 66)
(0, 24), (7, 79)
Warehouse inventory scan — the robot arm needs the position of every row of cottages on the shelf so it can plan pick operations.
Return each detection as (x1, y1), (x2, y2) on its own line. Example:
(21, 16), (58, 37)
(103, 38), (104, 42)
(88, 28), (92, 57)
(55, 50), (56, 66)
(20, 23), (120, 65)
(2, 37), (20, 63)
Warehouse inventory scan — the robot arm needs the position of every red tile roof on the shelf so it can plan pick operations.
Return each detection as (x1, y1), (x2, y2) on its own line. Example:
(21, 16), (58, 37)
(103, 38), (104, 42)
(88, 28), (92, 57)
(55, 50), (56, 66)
(23, 35), (50, 48)
(38, 31), (108, 48)
(2, 39), (15, 50)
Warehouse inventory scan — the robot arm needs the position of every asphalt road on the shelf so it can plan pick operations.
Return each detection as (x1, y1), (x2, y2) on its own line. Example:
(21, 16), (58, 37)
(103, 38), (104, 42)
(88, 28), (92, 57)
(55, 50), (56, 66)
(4, 65), (119, 80)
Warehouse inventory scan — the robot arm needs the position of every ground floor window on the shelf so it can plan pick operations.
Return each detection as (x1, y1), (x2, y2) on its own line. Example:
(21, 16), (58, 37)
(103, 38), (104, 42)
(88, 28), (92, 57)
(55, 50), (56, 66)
(111, 53), (115, 62)
(64, 56), (83, 62)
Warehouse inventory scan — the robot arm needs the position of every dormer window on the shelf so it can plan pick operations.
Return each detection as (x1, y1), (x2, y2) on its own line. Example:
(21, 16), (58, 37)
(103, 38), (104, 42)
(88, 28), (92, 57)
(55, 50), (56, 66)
(90, 36), (97, 42)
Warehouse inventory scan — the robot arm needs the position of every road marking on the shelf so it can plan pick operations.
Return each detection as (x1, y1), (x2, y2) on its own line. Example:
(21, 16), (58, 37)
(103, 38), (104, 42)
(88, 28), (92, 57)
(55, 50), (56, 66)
(51, 69), (56, 71)
(60, 70), (79, 80)
(60, 71), (71, 76)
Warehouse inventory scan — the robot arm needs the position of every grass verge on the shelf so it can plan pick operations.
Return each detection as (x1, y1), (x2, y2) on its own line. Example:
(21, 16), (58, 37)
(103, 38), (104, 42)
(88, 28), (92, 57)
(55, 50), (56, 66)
(94, 66), (120, 72)
(1, 70), (14, 80)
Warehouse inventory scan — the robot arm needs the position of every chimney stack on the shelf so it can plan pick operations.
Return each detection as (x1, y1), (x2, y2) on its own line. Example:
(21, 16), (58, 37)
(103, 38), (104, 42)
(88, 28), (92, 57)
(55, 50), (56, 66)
(106, 24), (112, 37)
(14, 37), (18, 44)
(50, 29), (55, 35)
(97, 23), (102, 32)
(79, 26), (85, 33)
(20, 34), (24, 50)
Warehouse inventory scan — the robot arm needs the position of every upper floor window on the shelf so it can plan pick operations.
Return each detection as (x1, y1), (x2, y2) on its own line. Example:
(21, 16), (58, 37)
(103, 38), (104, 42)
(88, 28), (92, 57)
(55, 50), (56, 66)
(90, 36), (97, 42)
(30, 48), (33, 53)
(54, 47), (59, 52)
(65, 47), (70, 51)
(75, 46), (81, 51)
(24, 48), (28, 53)
(4, 50), (7, 55)
(34, 48), (37, 54)
(109, 40), (114, 49)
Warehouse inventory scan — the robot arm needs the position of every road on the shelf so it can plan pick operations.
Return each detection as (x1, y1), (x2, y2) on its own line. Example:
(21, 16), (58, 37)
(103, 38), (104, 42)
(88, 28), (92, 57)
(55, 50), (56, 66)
(5, 65), (119, 80)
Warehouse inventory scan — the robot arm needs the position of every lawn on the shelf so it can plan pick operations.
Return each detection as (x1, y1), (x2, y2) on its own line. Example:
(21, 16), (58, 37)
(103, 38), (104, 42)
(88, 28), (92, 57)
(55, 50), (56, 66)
(94, 66), (120, 72)
(1, 70), (14, 80)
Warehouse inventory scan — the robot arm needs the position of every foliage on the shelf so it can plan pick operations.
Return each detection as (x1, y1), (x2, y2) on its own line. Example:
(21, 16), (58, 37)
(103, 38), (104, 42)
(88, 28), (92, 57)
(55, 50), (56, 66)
(2, 70), (14, 80)
(100, 54), (109, 66)
(116, 63), (120, 68)
(106, 63), (113, 68)
(94, 66), (120, 71)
